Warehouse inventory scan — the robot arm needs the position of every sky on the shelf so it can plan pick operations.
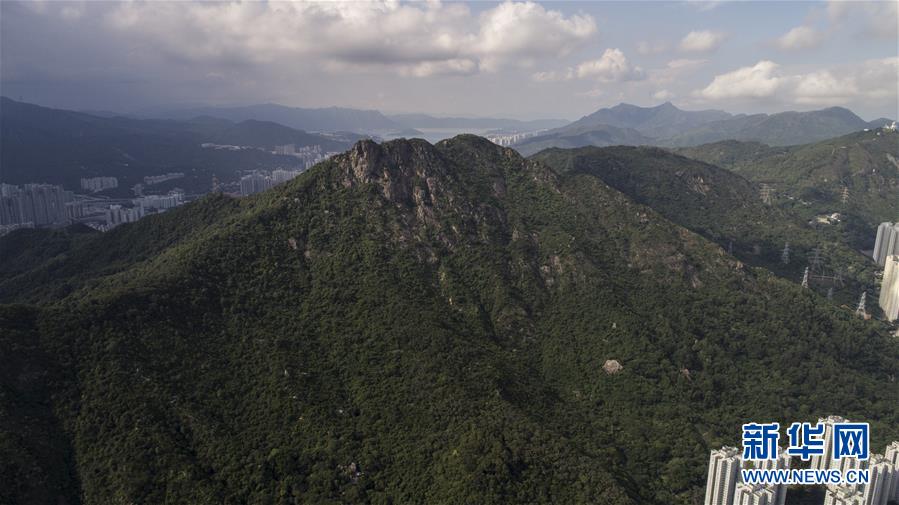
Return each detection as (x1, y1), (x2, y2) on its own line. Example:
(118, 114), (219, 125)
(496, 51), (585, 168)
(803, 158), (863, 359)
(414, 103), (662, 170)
(1, 0), (897, 121)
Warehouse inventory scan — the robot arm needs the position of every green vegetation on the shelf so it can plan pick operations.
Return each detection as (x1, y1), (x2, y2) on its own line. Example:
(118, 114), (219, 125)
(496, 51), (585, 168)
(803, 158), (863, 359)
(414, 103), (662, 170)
(676, 130), (899, 250)
(2, 136), (897, 504)
(531, 145), (877, 307)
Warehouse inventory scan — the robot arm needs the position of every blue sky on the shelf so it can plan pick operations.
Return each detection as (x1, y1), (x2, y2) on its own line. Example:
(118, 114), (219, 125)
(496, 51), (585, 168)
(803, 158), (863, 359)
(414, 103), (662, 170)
(1, 1), (896, 120)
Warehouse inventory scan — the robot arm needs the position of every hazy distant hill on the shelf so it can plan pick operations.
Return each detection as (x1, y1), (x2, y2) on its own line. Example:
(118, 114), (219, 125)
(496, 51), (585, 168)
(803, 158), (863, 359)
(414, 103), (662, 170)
(512, 102), (881, 153)
(142, 103), (400, 133)
(512, 123), (653, 156)
(566, 102), (732, 139)
(0, 98), (351, 190)
(664, 107), (872, 147)
(389, 113), (566, 131)
(2, 136), (897, 505)
(676, 129), (899, 248)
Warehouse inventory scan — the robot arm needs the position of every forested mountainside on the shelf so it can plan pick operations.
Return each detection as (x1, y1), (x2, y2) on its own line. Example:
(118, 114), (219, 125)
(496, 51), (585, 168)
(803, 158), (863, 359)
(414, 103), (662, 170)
(677, 130), (899, 249)
(532, 145), (877, 308)
(2, 136), (897, 505)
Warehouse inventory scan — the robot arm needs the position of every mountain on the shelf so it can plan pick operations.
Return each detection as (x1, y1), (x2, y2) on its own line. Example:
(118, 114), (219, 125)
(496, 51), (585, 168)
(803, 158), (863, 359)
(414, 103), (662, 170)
(510, 103), (878, 154)
(511, 123), (653, 156)
(2, 136), (897, 505)
(389, 113), (567, 132)
(676, 129), (899, 249)
(188, 118), (352, 149)
(531, 145), (876, 306)
(566, 102), (732, 139)
(142, 103), (400, 133)
(0, 98), (351, 191)
(664, 107), (872, 147)
(868, 118), (896, 129)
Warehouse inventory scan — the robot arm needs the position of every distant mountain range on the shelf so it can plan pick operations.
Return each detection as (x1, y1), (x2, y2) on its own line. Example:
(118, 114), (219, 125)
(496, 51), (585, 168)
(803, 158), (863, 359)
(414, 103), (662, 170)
(565, 102), (732, 139)
(0, 98), (357, 191)
(139, 106), (569, 135)
(511, 123), (653, 156)
(138, 103), (400, 133)
(512, 102), (892, 155)
(388, 113), (567, 132)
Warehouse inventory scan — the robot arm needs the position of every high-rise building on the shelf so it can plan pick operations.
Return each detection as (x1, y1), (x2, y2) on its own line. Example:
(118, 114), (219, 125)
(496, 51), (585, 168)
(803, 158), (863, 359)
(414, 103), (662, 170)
(240, 172), (274, 196)
(879, 256), (899, 321)
(873, 223), (899, 266)
(80, 176), (119, 192)
(0, 183), (72, 226)
(705, 447), (789, 505)
(824, 487), (864, 505)
(811, 416), (849, 471)
(705, 447), (742, 505)
(733, 483), (776, 505)
(823, 440), (899, 505)
(134, 192), (184, 211)
(271, 168), (304, 185)
(105, 204), (144, 228)
(859, 455), (893, 505)
(885, 442), (899, 502)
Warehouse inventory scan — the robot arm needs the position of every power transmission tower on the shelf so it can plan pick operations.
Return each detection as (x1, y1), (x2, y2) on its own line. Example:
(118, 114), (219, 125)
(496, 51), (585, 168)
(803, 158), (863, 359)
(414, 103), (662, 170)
(781, 242), (790, 265)
(809, 247), (822, 272)
(827, 287), (833, 300)
(760, 183), (773, 205)
(801, 267), (810, 288)
(728, 240), (734, 255)
(840, 186), (850, 204)
(855, 292), (867, 318)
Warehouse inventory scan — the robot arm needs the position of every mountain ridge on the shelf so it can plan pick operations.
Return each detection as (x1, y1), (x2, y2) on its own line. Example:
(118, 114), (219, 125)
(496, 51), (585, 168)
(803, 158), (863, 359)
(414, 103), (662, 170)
(2, 135), (897, 505)
(512, 102), (889, 153)
(0, 97), (354, 190)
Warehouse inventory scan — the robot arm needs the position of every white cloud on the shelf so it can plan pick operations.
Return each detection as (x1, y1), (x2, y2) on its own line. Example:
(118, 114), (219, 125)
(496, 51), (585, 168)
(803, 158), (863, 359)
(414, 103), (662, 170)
(696, 61), (783, 99)
(530, 68), (574, 82)
(636, 40), (669, 55)
(827, 0), (898, 39)
(575, 48), (645, 82)
(103, 0), (597, 78)
(648, 58), (707, 86)
(776, 26), (823, 50)
(695, 57), (898, 106)
(653, 89), (675, 101)
(687, 0), (722, 12)
(679, 30), (726, 52)
(476, 1), (596, 71)
(793, 70), (858, 104)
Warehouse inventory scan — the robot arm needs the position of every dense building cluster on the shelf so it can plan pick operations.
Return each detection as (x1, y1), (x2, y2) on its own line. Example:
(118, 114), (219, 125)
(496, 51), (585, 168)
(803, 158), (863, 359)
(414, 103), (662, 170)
(272, 144), (340, 169)
(239, 168), (305, 196)
(704, 416), (899, 505)
(143, 172), (185, 185)
(80, 176), (119, 193)
(0, 183), (73, 227)
(705, 446), (790, 505)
